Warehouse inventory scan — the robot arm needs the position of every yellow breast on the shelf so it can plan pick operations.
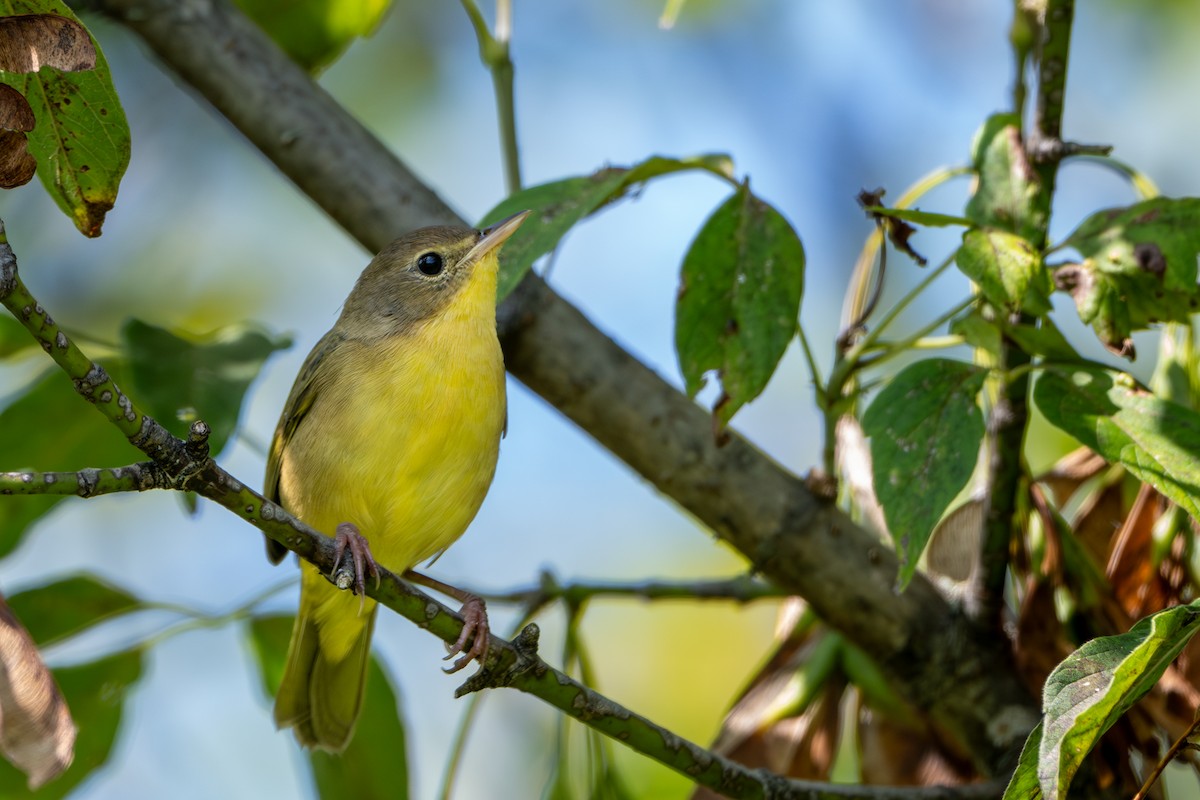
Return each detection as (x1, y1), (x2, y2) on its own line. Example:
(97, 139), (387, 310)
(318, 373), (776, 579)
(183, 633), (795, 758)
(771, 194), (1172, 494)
(278, 300), (506, 573)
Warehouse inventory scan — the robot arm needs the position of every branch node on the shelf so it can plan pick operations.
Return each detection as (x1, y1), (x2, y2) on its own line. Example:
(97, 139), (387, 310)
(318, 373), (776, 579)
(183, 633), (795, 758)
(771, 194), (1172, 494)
(186, 420), (211, 458)
(333, 567), (354, 591)
(1028, 134), (1112, 165)
(455, 622), (544, 697)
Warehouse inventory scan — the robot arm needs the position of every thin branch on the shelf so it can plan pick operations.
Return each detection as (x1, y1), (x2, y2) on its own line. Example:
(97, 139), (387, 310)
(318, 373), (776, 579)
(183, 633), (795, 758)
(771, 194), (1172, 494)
(1133, 708), (1200, 800)
(971, 0), (1076, 628)
(88, 0), (1040, 775)
(483, 571), (784, 610)
(0, 462), (168, 497)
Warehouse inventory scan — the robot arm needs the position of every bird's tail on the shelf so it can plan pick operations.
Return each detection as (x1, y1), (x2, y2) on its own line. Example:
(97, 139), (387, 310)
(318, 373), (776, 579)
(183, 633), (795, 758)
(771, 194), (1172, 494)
(274, 572), (376, 752)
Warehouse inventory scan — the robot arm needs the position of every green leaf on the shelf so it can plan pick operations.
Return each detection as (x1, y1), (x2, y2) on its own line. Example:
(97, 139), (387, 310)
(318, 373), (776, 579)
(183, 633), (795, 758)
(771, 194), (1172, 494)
(1149, 323), (1199, 409)
(484, 172), (628, 301)
(1001, 722), (1043, 800)
(965, 113), (1044, 240)
(1038, 603), (1200, 800)
(1003, 317), (1080, 361)
(7, 574), (142, 647)
(862, 206), (973, 228)
(0, 1), (130, 237)
(1055, 197), (1200, 355)
(0, 314), (35, 359)
(675, 184), (805, 427)
(949, 311), (1001, 360)
(0, 365), (140, 557)
(310, 658), (409, 800)
(121, 320), (291, 457)
(951, 311), (1081, 363)
(247, 615), (410, 800)
(233, 0), (391, 72)
(479, 153), (732, 301)
(1034, 369), (1200, 522)
(862, 359), (987, 588)
(246, 614), (291, 700)
(0, 650), (143, 799)
(956, 228), (1052, 314)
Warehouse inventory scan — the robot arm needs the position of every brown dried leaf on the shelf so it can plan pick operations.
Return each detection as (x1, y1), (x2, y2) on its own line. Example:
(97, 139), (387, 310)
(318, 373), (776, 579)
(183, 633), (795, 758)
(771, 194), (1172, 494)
(857, 697), (974, 786)
(706, 628), (817, 757)
(0, 127), (34, 187)
(0, 14), (94, 74)
(1036, 446), (1107, 506)
(0, 82), (32, 132)
(925, 497), (984, 584)
(0, 593), (74, 788)
(0, 84), (35, 188)
(693, 670), (848, 800)
(1105, 484), (1166, 618)
(1072, 473), (1127, 567)
(693, 609), (848, 800)
(1014, 577), (1073, 695)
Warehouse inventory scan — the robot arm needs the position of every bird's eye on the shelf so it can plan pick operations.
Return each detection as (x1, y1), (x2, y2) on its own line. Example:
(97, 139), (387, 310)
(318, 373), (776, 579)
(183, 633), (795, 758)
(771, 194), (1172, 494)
(416, 252), (444, 276)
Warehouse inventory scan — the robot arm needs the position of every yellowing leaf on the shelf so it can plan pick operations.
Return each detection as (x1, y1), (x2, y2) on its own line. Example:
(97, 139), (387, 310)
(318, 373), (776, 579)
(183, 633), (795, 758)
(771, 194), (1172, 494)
(234, 0), (392, 72)
(0, 1), (128, 236)
(957, 228), (1051, 314)
(1055, 197), (1200, 356)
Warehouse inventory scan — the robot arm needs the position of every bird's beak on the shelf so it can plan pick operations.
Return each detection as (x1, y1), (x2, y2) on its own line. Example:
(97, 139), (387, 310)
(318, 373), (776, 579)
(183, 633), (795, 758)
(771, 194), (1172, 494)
(467, 210), (530, 263)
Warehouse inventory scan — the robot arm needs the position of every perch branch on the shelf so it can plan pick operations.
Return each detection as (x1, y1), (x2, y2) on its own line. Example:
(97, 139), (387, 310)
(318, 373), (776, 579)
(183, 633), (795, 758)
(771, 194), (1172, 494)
(0, 463), (167, 497)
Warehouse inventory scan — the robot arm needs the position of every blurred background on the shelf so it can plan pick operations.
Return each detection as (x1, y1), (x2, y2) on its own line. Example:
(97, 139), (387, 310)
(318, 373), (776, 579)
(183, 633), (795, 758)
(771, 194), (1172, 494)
(1, 1), (1198, 797)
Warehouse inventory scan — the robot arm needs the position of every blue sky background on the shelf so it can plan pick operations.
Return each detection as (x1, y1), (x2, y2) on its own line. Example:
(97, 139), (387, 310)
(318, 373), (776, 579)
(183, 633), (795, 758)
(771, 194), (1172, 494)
(1, 2), (1199, 798)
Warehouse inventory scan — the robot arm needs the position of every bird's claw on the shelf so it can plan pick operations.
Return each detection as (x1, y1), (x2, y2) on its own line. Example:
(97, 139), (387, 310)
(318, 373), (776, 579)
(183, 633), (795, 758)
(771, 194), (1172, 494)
(331, 522), (381, 610)
(443, 595), (489, 674)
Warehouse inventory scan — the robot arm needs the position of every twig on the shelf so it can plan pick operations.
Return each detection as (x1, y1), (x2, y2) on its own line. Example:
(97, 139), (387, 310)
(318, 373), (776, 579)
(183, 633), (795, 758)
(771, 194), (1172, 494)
(969, 0), (1077, 630)
(0, 463), (167, 497)
(483, 571), (784, 610)
(1133, 708), (1200, 800)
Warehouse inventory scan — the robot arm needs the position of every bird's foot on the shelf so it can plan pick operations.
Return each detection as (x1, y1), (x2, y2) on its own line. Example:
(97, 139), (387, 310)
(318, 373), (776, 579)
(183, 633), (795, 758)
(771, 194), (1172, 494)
(402, 570), (491, 673)
(443, 593), (489, 674)
(331, 522), (381, 599)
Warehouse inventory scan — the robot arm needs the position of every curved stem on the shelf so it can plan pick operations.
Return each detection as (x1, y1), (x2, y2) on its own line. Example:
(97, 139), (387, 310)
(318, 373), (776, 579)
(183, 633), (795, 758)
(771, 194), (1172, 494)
(460, 0), (522, 193)
(1132, 708), (1200, 800)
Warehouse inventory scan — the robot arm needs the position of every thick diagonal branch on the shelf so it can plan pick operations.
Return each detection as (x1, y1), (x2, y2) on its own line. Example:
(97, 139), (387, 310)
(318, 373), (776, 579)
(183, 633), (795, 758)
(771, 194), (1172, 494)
(87, 0), (1039, 774)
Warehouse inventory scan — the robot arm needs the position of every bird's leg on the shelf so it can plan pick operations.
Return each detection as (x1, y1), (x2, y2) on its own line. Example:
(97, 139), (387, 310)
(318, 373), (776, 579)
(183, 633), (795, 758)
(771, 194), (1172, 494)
(403, 569), (490, 673)
(331, 522), (381, 599)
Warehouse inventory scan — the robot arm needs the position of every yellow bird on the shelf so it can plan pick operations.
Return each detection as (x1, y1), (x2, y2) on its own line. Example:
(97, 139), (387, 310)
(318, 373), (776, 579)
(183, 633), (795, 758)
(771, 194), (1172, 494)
(264, 211), (528, 751)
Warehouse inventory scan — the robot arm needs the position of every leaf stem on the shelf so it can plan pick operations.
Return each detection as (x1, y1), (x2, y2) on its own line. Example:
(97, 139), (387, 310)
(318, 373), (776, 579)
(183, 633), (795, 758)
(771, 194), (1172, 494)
(862, 297), (977, 370)
(853, 249), (960, 357)
(460, 0), (522, 193)
(797, 323), (825, 393)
